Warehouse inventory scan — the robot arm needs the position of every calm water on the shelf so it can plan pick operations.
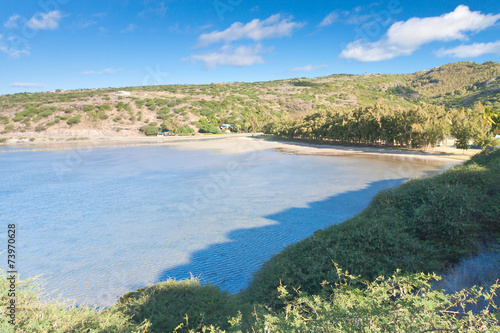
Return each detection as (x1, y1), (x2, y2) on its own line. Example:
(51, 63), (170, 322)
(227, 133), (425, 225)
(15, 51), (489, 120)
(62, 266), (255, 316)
(0, 144), (458, 306)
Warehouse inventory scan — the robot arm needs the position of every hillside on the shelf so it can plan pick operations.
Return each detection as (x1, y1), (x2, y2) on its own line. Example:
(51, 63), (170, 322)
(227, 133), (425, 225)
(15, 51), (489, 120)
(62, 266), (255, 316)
(0, 61), (498, 140)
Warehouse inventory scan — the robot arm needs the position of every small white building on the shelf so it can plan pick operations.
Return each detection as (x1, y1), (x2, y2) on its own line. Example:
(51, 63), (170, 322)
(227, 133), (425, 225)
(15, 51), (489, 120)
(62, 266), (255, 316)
(115, 91), (131, 96)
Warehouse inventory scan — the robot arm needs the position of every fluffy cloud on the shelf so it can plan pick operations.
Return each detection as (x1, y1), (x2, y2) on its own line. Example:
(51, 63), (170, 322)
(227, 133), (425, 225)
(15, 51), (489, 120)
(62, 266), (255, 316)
(318, 12), (339, 27)
(81, 68), (121, 75)
(120, 24), (137, 33)
(196, 14), (304, 47)
(9, 82), (45, 88)
(27, 10), (63, 30)
(289, 64), (328, 72)
(340, 5), (500, 62)
(183, 44), (265, 69)
(0, 35), (30, 58)
(436, 40), (500, 58)
(4, 14), (21, 28)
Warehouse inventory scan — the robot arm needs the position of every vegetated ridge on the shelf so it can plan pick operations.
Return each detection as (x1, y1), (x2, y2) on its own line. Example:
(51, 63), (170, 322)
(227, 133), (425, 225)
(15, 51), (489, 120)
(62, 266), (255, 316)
(0, 61), (499, 140)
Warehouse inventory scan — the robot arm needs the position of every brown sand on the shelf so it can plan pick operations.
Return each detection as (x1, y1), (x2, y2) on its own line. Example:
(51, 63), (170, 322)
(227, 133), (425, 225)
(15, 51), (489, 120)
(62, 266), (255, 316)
(0, 134), (480, 161)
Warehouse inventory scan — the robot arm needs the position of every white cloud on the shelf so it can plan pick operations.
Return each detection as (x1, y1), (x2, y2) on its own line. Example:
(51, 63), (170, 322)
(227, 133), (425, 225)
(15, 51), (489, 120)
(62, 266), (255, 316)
(4, 14), (21, 28)
(289, 64), (328, 72)
(340, 5), (500, 62)
(9, 82), (45, 88)
(183, 44), (265, 69)
(138, 2), (168, 17)
(80, 20), (97, 28)
(121, 24), (137, 33)
(0, 35), (29, 58)
(197, 14), (305, 47)
(27, 10), (62, 30)
(318, 12), (338, 27)
(0, 46), (30, 58)
(81, 68), (121, 75)
(436, 40), (500, 58)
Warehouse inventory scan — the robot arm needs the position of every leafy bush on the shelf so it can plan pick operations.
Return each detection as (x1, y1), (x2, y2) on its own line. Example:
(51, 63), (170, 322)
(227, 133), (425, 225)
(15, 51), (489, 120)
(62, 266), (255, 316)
(244, 268), (500, 333)
(115, 278), (238, 333)
(135, 99), (145, 108)
(145, 99), (156, 111)
(140, 125), (159, 136)
(177, 126), (195, 135)
(98, 104), (111, 111)
(83, 105), (95, 112)
(113, 116), (122, 122)
(67, 115), (81, 126)
(199, 124), (220, 134)
(2, 124), (14, 133)
(115, 102), (126, 111)
(157, 107), (171, 120)
(0, 116), (9, 124)
(290, 80), (321, 87)
(64, 108), (74, 114)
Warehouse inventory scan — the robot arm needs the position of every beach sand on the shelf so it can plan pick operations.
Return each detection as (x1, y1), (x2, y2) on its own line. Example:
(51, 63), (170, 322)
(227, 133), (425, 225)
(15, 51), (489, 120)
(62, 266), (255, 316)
(0, 133), (480, 161)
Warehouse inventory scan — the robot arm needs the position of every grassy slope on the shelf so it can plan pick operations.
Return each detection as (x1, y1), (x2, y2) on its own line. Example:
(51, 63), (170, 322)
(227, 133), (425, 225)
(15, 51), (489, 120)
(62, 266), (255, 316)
(0, 61), (498, 138)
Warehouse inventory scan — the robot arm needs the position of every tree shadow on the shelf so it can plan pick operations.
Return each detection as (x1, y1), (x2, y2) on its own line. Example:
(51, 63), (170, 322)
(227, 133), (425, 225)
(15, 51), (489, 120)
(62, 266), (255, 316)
(157, 178), (407, 294)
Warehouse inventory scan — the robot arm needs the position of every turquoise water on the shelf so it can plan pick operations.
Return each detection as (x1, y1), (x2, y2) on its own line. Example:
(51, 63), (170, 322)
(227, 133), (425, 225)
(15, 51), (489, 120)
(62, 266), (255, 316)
(0, 145), (457, 306)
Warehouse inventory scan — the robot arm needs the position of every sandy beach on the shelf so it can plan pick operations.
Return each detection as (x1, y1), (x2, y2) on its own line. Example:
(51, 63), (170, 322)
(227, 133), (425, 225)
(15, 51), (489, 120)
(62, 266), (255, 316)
(0, 133), (481, 161)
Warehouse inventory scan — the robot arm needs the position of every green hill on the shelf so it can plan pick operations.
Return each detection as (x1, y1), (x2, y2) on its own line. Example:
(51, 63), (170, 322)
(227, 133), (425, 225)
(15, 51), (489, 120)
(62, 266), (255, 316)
(0, 61), (499, 139)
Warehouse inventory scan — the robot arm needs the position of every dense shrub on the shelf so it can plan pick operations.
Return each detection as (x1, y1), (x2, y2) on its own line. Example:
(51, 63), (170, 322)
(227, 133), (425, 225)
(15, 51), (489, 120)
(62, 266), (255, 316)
(115, 278), (238, 333)
(2, 124), (14, 133)
(140, 125), (160, 136)
(177, 126), (195, 135)
(67, 115), (81, 126)
(244, 269), (500, 333)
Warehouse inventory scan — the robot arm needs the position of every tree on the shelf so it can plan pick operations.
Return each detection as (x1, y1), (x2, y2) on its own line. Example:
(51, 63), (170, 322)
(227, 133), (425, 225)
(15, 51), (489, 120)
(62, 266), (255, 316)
(450, 108), (482, 150)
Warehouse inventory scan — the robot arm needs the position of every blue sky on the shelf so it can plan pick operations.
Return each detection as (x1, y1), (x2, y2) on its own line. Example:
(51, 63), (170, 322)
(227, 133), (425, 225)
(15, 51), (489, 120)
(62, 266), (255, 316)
(1, 0), (499, 94)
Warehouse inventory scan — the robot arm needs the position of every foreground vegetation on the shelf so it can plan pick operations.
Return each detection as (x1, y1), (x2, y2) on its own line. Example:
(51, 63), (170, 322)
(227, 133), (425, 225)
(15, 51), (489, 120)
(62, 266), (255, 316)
(1, 149), (499, 332)
(0, 61), (499, 141)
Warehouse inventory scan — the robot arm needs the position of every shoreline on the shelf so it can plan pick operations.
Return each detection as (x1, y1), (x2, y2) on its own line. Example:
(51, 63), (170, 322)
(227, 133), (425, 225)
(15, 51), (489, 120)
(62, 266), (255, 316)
(0, 133), (479, 161)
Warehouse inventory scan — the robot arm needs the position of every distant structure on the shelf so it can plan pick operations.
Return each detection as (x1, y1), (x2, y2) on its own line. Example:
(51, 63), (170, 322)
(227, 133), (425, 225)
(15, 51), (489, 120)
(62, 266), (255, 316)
(221, 124), (233, 133)
(115, 91), (131, 96)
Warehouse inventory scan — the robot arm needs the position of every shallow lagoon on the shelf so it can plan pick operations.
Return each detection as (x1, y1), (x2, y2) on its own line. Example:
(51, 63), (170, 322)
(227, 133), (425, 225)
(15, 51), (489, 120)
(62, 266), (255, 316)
(0, 145), (457, 306)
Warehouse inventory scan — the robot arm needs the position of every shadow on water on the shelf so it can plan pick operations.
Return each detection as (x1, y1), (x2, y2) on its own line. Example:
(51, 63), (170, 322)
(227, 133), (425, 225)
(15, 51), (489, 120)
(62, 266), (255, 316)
(158, 177), (407, 294)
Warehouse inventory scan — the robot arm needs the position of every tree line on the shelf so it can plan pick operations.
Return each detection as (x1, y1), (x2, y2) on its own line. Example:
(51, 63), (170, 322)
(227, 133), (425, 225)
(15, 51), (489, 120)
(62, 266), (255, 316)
(263, 102), (498, 149)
